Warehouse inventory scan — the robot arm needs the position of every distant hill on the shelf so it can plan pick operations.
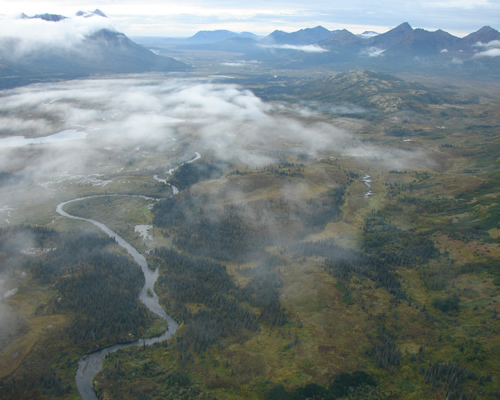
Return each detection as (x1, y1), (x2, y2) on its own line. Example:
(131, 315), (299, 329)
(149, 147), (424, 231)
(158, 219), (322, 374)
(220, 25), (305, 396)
(75, 9), (108, 18)
(294, 70), (447, 113)
(260, 26), (335, 45)
(0, 11), (190, 89)
(20, 12), (67, 21)
(187, 30), (259, 43)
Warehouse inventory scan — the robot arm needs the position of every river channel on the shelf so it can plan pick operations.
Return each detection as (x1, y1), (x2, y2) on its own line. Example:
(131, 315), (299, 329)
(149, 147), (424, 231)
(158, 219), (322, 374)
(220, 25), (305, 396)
(55, 152), (202, 399)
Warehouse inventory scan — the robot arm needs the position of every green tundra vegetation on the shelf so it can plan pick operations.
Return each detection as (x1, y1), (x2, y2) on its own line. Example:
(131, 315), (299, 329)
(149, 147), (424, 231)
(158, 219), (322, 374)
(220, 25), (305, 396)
(0, 70), (499, 400)
(95, 134), (498, 399)
(0, 226), (163, 399)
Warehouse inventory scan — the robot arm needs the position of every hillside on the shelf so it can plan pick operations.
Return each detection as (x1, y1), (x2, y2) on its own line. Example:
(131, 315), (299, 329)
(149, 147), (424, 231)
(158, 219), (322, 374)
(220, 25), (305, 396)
(0, 14), (189, 89)
(0, 69), (498, 400)
(292, 70), (446, 113)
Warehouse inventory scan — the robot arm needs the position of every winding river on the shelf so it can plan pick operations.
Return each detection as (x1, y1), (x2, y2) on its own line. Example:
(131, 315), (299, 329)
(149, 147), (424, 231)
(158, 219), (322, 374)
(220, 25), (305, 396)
(361, 175), (373, 198)
(56, 153), (201, 400)
(153, 151), (201, 195)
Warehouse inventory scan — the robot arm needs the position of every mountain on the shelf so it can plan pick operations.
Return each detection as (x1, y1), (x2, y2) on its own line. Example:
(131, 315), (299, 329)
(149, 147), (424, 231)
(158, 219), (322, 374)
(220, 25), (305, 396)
(21, 13), (67, 21)
(187, 30), (259, 43)
(382, 28), (461, 57)
(368, 22), (415, 49)
(0, 13), (190, 89)
(260, 26), (334, 45)
(247, 23), (500, 77)
(461, 25), (500, 47)
(320, 29), (364, 48)
(367, 24), (499, 58)
(82, 29), (189, 71)
(75, 9), (107, 18)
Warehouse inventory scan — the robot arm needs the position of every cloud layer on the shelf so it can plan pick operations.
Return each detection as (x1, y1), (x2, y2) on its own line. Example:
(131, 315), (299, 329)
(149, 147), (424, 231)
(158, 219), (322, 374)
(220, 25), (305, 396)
(473, 39), (500, 57)
(0, 12), (114, 56)
(259, 44), (329, 53)
(0, 75), (435, 222)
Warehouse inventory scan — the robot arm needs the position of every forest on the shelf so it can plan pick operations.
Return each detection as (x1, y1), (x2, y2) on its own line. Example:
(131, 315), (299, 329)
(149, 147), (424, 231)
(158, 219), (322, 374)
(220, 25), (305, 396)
(0, 226), (159, 399)
(0, 67), (499, 400)
(153, 248), (286, 356)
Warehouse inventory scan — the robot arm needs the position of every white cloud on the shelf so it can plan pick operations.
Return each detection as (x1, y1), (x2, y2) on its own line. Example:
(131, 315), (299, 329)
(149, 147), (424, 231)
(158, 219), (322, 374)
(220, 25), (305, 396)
(474, 39), (500, 48)
(258, 44), (329, 53)
(0, 75), (433, 180)
(430, 0), (491, 9)
(473, 39), (500, 57)
(360, 46), (385, 57)
(0, 12), (114, 56)
(474, 48), (500, 57)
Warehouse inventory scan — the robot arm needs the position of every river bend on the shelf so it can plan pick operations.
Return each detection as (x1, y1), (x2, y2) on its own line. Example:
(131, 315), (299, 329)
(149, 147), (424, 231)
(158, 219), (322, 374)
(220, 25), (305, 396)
(55, 150), (201, 399)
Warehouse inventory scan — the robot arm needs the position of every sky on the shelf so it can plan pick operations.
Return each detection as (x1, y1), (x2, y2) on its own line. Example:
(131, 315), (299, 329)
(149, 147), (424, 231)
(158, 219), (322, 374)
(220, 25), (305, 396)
(0, 0), (499, 38)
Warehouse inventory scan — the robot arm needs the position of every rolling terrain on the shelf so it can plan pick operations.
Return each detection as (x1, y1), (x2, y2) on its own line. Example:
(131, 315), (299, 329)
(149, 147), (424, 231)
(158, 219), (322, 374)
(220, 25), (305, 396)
(0, 18), (498, 400)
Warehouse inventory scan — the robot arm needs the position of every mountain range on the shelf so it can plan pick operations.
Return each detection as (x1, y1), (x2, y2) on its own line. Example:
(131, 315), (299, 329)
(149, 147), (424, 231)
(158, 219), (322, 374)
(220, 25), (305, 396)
(2, 13), (500, 89)
(260, 26), (336, 45)
(176, 22), (500, 74)
(180, 22), (500, 54)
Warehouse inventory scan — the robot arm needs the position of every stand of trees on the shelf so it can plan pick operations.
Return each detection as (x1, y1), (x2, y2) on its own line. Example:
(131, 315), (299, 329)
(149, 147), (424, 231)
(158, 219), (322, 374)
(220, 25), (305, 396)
(423, 362), (470, 400)
(291, 209), (441, 302)
(28, 230), (155, 348)
(0, 226), (158, 399)
(154, 196), (269, 262)
(152, 192), (201, 228)
(172, 209), (266, 262)
(292, 239), (406, 299)
(296, 186), (345, 229)
(372, 323), (401, 369)
(153, 248), (286, 357)
(169, 161), (225, 191)
(266, 370), (378, 400)
(153, 183), (347, 263)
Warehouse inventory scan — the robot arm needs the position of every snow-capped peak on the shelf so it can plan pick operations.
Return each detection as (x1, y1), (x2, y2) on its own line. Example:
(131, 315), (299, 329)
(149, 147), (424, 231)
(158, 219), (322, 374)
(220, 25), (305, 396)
(75, 9), (107, 18)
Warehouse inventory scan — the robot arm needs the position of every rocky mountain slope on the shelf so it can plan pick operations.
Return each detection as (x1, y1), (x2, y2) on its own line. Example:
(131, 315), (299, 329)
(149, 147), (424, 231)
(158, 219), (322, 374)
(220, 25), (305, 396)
(0, 10), (189, 89)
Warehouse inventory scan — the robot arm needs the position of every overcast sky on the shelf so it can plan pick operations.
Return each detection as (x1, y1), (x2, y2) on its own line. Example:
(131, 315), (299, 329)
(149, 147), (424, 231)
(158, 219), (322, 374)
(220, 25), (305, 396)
(1, 0), (499, 38)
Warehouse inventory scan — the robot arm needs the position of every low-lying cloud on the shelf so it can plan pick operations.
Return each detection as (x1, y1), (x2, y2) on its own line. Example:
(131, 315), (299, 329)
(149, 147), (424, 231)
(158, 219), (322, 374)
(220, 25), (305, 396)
(259, 44), (329, 53)
(474, 48), (500, 57)
(0, 13), (114, 57)
(360, 46), (385, 57)
(0, 75), (434, 223)
(474, 40), (500, 49)
(473, 39), (500, 57)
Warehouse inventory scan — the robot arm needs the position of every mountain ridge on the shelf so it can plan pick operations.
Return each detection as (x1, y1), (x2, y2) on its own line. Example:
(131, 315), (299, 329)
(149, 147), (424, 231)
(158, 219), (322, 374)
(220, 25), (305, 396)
(186, 30), (259, 43)
(260, 26), (335, 45)
(0, 14), (190, 89)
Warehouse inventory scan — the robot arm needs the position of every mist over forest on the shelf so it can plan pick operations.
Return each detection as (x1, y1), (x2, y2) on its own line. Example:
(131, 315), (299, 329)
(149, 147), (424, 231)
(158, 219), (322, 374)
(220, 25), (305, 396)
(0, 9), (499, 400)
